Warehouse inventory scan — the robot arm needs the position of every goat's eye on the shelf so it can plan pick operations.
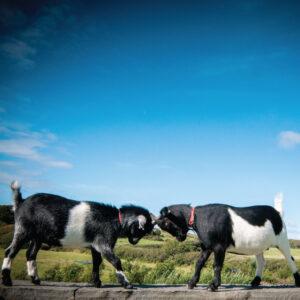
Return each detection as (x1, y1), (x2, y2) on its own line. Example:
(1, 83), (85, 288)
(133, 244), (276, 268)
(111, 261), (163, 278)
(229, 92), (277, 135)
(165, 222), (169, 227)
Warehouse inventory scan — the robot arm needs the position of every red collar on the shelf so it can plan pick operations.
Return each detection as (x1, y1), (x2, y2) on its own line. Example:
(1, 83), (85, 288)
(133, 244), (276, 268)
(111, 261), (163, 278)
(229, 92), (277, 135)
(118, 210), (122, 225)
(188, 207), (195, 227)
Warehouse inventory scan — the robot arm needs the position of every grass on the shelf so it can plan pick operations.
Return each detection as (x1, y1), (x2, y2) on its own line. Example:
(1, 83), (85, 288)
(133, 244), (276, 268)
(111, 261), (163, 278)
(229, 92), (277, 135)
(1, 236), (300, 285)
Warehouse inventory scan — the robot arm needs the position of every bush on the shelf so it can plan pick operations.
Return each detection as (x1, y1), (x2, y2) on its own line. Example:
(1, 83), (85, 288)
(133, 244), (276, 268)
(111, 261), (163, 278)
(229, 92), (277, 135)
(162, 239), (199, 256)
(115, 245), (168, 263)
(0, 231), (13, 249)
(43, 265), (64, 282)
(42, 263), (93, 283)
(0, 206), (14, 225)
(64, 263), (84, 282)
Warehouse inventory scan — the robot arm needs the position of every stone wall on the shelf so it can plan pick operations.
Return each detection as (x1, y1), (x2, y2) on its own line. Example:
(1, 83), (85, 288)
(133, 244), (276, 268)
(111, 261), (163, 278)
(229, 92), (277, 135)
(1, 281), (300, 300)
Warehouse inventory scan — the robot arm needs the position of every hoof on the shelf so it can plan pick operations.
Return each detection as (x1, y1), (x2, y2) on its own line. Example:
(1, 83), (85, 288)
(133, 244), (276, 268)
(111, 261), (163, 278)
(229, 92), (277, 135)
(2, 277), (12, 286)
(251, 276), (261, 288)
(294, 272), (300, 287)
(2, 269), (12, 286)
(188, 281), (196, 289)
(124, 282), (133, 289)
(208, 283), (217, 292)
(31, 277), (41, 285)
(94, 280), (103, 288)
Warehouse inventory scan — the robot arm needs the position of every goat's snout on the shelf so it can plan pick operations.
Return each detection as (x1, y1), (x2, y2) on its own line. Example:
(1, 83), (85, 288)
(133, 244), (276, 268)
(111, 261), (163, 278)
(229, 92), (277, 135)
(176, 234), (187, 242)
(129, 237), (140, 245)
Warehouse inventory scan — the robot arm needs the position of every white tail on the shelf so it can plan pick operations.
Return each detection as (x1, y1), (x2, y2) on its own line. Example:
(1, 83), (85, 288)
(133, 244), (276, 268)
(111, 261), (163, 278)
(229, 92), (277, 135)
(274, 192), (283, 217)
(10, 180), (22, 212)
(10, 180), (21, 191)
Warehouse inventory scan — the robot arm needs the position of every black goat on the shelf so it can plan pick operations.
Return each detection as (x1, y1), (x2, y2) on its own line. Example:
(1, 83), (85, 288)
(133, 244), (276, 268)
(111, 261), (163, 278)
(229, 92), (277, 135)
(1, 181), (154, 288)
(155, 203), (300, 291)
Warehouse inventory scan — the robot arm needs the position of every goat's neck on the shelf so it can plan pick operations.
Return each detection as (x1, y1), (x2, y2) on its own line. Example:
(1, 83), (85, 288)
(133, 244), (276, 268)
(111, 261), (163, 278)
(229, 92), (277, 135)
(177, 205), (193, 228)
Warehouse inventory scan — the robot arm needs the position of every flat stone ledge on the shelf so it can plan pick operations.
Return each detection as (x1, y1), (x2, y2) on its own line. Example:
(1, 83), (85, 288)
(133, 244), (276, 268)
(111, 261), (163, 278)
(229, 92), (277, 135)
(1, 281), (300, 300)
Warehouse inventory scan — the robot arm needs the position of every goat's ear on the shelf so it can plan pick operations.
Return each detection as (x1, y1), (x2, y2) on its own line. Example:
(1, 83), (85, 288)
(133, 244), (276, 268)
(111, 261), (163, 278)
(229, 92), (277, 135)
(160, 207), (171, 217)
(138, 215), (147, 230)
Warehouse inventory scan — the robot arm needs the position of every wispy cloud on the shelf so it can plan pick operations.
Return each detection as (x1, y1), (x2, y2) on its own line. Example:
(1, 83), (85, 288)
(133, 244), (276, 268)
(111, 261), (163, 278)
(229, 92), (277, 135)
(44, 160), (72, 168)
(0, 1), (73, 71)
(0, 125), (72, 168)
(278, 131), (300, 149)
(0, 160), (20, 167)
(0, 38), (36, 70)
(0, 169), (53, 189)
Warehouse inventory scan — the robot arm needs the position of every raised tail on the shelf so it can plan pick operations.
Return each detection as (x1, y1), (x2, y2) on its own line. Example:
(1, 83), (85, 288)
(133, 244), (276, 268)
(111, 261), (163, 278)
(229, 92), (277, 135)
(10, 180), (23, 212)
(274, 192), (284, 218)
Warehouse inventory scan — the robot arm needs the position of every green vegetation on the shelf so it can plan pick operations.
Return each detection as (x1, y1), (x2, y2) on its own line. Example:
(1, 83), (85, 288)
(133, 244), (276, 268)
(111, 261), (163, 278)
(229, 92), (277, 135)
(0, 205), (300, 286)
(0, 205), (13, 226)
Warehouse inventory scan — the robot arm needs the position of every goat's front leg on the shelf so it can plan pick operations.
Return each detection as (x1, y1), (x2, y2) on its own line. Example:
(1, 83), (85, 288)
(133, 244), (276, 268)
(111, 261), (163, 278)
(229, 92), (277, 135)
(97, 245), (132, 289)
(208, 245), (225, 291)
(91, 247), (103, 288)
(188, 249), (212, 289)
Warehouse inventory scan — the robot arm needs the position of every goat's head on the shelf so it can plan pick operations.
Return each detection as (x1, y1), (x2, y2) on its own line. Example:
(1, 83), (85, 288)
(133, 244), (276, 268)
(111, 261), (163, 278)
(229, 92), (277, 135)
(120, 205), (154, 245)
(155, 206), (188, 242)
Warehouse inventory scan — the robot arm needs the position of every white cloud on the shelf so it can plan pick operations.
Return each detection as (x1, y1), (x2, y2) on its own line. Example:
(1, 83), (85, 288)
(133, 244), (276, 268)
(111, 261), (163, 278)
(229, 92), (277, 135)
(0, 38), (36, 70)
(0, 125), (72, 168)
(0, 138), (46, 161)
(0, 160), (20, 167)
(0, 170), (54, 189)
(278, 131), (300, 149)
(45, 160), (72, 168)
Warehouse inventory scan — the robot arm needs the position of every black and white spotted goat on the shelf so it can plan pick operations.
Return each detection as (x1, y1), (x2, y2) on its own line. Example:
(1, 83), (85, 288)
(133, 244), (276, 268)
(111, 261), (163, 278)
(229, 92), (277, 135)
(1, 181), (154, 288)
(154, 197), (300, 291)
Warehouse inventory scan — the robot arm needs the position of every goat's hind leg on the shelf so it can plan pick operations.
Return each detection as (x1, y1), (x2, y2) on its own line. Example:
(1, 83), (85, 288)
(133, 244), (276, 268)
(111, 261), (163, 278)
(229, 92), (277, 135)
(1, 231), (28, 286)
(208, 245), (226, 291)
(26, 239), (41, 285)
(251, 252), (266, 287)
(277, 236), (300, 287)
(188, 249), (211, 289)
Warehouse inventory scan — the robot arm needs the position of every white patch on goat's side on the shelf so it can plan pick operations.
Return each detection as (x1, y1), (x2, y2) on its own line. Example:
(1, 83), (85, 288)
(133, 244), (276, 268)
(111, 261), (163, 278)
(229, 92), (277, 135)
(227, 208), (276, 255)
(60, 202), (90, 248)
(138, 215), (147, 230)
(1, 257), (12, 270)
(27, 260), (38, 277)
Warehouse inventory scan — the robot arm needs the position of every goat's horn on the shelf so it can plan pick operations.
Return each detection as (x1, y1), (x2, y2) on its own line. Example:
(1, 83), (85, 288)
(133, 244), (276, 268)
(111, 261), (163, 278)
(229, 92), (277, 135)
(150, 213), (157, 225)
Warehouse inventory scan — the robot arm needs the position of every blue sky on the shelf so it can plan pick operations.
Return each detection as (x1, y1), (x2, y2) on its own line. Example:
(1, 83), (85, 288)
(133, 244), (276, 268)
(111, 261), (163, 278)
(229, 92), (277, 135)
(0, 0), (300, 238)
